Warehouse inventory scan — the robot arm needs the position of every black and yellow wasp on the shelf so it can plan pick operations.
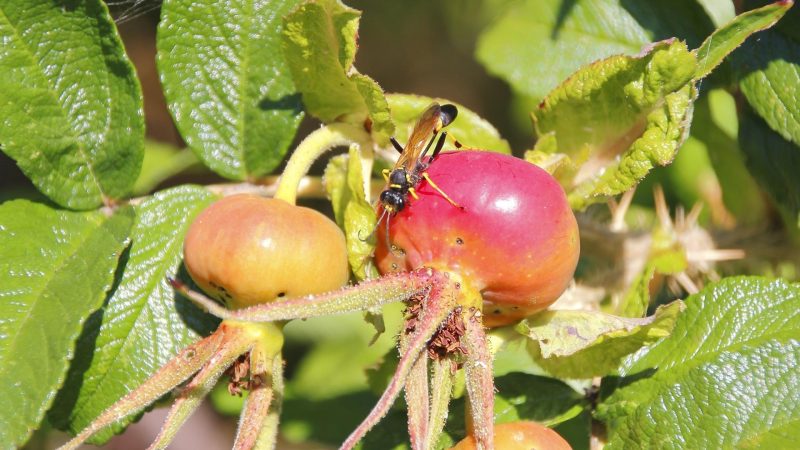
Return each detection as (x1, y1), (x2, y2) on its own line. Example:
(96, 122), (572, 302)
(379, 102), (463, 214)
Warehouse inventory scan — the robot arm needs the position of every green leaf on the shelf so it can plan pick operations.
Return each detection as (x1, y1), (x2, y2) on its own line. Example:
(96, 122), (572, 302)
(132, 141), (199, 196)
(532, 40), (698, 209)
(697, 0), (736, 27)
(0, 0), (144, 209)
(733, 7), (800, 146)
(49, 186), (219, 442)
(694, 0), (792, 80)
(476, 0), (713, 100)
(429, 373), (587, 449)
(490, 373), (586, 427)
(283, 0), (393, 142)
(623, 276), (800, 373)
(157, 0), (304, 180)
(386, 94), (511, 154)
(323, 146), (378, 281)
(598, 277), (800, 448)
(0, 201), (133, 448)
(603, 340), (800, 449)
(739, 107), (800, 224)
(516, 302), (684, 378)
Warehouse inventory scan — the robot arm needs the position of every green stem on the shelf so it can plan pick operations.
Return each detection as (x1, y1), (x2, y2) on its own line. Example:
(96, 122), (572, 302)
(463, 309), (495, 450)
(425, 358), (455, 450)
(274, 123), (371, 204)
(252, 353), (285, 450)
(404, 336), (430, 450)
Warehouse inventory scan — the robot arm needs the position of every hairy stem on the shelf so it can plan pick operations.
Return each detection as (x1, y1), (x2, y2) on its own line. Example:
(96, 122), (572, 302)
(252, 353), (285, 450)
(340, 281), (457, 450)
(233, 330), (283, 450)
(425, 357), (455, 450)
(404, 337), (429, 450)
(172, 268), (446, 322)
(149, 327), (253, 449)
(463, 309), (494, 450)
(57, 331), (227, 450)
(275, 123), (371, 204)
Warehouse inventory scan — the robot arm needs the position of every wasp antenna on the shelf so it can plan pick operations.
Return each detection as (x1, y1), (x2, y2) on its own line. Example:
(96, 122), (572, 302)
(361, 208), (389, 242)
(386, 213), (405, 257)
(390, 137), (404, 154)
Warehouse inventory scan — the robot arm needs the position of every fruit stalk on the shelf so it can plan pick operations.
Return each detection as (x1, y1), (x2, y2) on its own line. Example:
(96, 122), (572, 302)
(173, 268), (446, 322)
(274, 123), (371, 204)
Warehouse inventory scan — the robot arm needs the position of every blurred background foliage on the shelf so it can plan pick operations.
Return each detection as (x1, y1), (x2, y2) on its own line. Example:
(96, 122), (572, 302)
(15, 0), (799, 448)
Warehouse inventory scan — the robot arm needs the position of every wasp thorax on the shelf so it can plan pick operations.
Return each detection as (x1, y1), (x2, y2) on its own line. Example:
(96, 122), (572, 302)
(389, 169), (412, 189)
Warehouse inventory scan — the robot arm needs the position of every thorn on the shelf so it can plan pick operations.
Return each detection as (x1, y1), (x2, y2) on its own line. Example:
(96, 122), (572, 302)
(653, 186), (672, 231)
(167, 277), (184, 290)
(686, 248), (746, 262)
(609, 188), (635, 232)
(674, 271), (700, 294)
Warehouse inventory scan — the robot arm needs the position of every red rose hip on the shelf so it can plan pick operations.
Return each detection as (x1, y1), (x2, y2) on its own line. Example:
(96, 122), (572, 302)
(375, 151), (579, 326)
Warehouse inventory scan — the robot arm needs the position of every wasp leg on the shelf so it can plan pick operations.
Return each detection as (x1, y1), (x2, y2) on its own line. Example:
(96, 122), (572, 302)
(429, 131), (448, 162)
(419, 132), (439, 161)
(390, 137), (404, 153)
(427, 131), (463, 163)
(408, 187), (420, 200)
(422, 172), (464, 209)
(382, 168), (391, 182)
(443, 131), (463, 150)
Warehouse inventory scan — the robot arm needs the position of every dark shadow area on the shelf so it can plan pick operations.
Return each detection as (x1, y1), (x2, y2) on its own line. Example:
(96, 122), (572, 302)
(258, 93), (304, 115)
(58, 0), (81, 13)
(599, 367), (659, 401)
(739, 107), (800, 218)
(172, 263), (222, 337)
(620, 0), (714, 49)
(281, 391), (397, 446)
(551, 0), (579, 40)
(47, 244), (131, 430)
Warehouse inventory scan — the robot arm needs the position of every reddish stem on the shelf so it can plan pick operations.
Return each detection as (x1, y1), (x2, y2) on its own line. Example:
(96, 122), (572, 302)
(172, 268), (445, 322)
(340, 280), (457, 450)
(148, 329), (253, 449)
(57, 329), (229, 450)
(233, 342), (277, 450)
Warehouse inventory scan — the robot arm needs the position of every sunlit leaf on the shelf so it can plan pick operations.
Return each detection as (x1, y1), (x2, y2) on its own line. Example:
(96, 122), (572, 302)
(0, 0), (144, 209)
(158, 0), (304, 179)
(0, 201), (133, 447)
